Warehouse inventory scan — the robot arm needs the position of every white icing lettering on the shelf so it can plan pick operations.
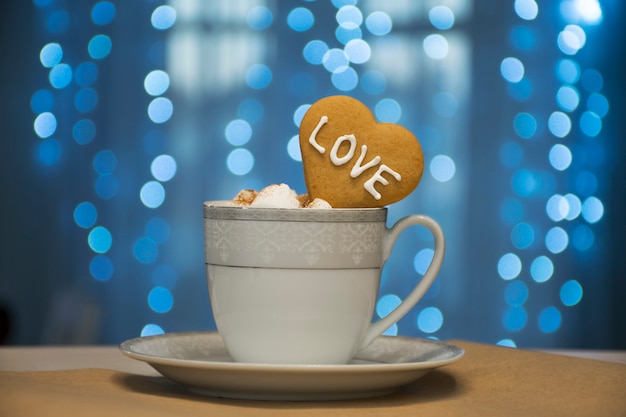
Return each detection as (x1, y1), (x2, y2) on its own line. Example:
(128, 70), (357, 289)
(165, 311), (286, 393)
(350, 144), (381, 178)
(309, 115), (328, 154)
(363, 164), (402, 200)
(330, 135), (357, 166)
(308, 114), (404, 201)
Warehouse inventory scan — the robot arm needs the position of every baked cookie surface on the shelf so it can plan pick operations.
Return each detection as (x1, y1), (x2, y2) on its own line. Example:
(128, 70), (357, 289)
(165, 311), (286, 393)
(299, 95), (424, 208)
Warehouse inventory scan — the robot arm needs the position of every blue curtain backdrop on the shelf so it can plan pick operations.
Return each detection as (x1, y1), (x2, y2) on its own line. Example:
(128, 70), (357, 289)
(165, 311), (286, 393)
(1, 0), (624, 348)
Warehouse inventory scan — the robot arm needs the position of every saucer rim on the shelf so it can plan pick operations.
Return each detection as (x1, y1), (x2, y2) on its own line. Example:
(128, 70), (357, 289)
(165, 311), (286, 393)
(119, 331), (464, 372)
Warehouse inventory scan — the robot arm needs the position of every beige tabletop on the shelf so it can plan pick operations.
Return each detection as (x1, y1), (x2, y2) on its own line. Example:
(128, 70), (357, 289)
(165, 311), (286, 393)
(1, 341), (625, 416)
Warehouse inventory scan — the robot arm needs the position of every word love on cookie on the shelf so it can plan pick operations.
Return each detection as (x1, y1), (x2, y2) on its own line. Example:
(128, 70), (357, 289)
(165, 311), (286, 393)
(299, 95), (424, 208)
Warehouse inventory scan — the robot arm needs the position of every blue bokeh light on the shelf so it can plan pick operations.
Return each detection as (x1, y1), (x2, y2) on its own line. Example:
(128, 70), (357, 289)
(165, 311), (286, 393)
(375, 98), (401, 123)
(151, 155), (177, 182)
(530, 256), (554, 283)
(429, 155), (456, 182)
(335, 25), (362, 45)
(548, 111), (571, 138)
(556, 85), (580, 112)
(293, 104), (311, 127)
(141, 324), (164, 337)
(511, 222), (535, 249)
(538, 306), (561, 333)
(497, 339), (517, 348)
(75, 62), (98, 87)
(93, 150), (117, 175)
(95, 174), (120, 199)
(501, 57), (525, 83)
(40, 43), (63, 68)
(88, 34), (112, 60)
(413, 248), (435, 275)
(74, 202), (98, 229)
(514, 0), (539, 20)
(140, 181), (166, 209)
(545, 227), (569, 254)
(498, 253), (522, 280)
(503, 306), (528, 331)
(88, 226), (112, 254)
(31, 89), (54, 114)
(73, 119), (96, 145)
(571, 224), (594, 251)
(417, 307), (444, 333)
(49, 63), (72, 89)
(46, 11), (69, 34)
(147, 97), (174, 124)
(549, 144), (572, 171)
(144, 70), (170, 96)
(365, 11), (392, 36)
(555, 59), (580, 84)
(91, 1), (116, 26)
(225, 119), (252, 146)
(148, 287), (173, 313)
(336, 5), (362, 27)
(344, 39), (370, 64)
(332, 0), (357, 8)
(245, 64), (272, 89)
(513, 112), (537, 138)
(287, 135), (301, 162)
(287, 7), (314, 32)
(90, 255), (114, 281)
(303, 40), (329, 65)
(581, 196), (604, 223)
(546, 194), (568, 221)
(37, 139), (62, 166)
(376, 294), (401, 318)
(34, 112), (57, 138)
(226, 148), (255, 176)
(560, 280), (583, 306)
(331, 67), (358, 91)
(581, 69), (603, 92)
(74, 88), (99, 113)
(579, 111), (602, 137)
(505, 280), (529, 306)
(322, 48), (349, 73)
(587, 93), (609, 118)
(575, 171), (598, 196)
(134, 237), (159, 264)
(146, 217), (170, 244)
(423, 34), (449, 59)
(247, 6), (273, 30)
(429, 6), (455, 30)
(151, 5), (177, 30)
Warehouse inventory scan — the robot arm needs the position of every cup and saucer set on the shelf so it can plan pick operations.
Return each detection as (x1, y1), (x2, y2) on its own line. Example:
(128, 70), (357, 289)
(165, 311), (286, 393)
(120, 202), (463, 401)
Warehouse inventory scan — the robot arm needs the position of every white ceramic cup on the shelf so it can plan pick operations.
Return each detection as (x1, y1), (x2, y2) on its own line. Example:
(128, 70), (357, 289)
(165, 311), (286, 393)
(203, 201), (445, 365)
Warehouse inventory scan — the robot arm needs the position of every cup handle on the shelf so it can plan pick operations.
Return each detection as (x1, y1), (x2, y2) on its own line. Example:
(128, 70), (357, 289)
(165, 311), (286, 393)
(358, 214), (445, 351)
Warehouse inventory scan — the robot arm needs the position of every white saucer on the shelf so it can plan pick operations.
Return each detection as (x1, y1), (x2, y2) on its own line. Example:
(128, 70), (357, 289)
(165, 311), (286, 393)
(119, 331), (463, 401)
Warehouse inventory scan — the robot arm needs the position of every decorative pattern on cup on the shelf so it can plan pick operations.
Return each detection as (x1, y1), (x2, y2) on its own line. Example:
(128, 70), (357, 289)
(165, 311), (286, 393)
(205, 219), (385, 268)
(203, 202), (387, 269)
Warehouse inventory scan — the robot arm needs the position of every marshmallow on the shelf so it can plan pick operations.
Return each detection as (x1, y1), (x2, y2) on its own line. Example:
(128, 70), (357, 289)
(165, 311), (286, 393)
(232, 189), (258, 206)
(250, 184), (301, 209)
(306, 198), (332, 209)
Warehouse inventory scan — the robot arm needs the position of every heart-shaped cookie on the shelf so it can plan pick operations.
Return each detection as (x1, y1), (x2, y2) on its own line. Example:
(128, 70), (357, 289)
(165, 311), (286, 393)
(299, 96), (424, 208)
